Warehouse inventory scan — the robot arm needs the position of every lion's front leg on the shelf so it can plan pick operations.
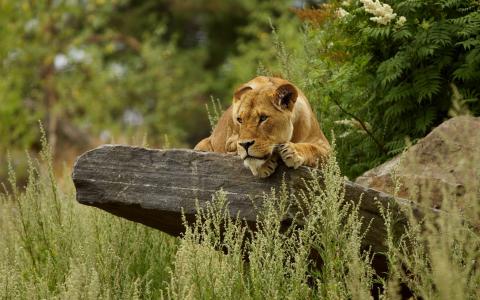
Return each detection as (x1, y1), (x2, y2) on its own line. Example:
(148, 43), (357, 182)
(278, 142), (329, 169)
(194, 137), (213, 152)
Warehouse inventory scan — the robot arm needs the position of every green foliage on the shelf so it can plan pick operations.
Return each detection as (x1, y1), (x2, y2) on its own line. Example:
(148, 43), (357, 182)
(0, 0), (213, 152)
(220, 1), (304, 87)
(285, 0), (480, 178)
(0, 0), (299, 159)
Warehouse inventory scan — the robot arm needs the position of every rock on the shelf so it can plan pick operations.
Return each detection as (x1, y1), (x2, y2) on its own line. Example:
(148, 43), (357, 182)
(72, 145), (418, 253)
(356, 116), (480, 208)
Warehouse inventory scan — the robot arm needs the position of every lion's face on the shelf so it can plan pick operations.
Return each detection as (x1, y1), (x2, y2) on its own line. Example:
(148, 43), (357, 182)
(232, 83), (298, 168)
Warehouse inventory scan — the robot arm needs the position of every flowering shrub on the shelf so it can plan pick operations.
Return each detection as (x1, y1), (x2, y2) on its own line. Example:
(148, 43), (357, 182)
(360, 0), (398, 25)
(290, 0), (480, 177)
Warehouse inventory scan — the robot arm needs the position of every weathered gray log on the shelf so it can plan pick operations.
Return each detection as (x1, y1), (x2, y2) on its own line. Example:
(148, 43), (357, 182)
(72, 145), (415, 253)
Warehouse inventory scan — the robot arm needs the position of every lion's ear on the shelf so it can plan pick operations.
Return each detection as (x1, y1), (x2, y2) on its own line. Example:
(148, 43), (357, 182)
(275, 84), (298, 111)
(233, 86), (253, 102)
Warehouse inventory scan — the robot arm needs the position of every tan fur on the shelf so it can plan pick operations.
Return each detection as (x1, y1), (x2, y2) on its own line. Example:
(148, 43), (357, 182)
(194, 76), (330, 177)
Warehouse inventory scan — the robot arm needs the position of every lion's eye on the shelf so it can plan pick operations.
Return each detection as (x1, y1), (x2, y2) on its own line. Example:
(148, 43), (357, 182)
(259, 115), (268, 123)
(237, 117), (243, 124)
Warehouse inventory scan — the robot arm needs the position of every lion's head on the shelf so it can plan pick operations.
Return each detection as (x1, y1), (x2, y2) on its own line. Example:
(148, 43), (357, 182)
(232, 79), (298, 169)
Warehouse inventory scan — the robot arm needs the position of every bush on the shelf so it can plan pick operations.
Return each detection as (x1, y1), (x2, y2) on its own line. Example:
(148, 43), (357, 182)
(283, 0), (480, 178)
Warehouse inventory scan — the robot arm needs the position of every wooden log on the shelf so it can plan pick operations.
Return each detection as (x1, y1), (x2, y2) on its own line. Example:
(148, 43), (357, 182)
(72, 145), (416, 253)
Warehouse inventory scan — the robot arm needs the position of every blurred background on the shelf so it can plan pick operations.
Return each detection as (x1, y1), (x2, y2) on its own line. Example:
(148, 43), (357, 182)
(1, 0), (479, 184)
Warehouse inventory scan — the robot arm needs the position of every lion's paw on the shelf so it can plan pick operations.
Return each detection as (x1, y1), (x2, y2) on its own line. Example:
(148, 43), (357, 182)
(278, 143), (304, 169)
(257, 158), (278, 178)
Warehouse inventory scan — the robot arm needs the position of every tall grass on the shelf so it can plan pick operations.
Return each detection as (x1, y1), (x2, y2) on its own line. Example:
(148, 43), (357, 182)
(2, 135), (479, 299)
(0, 137), (178, 299)
(166, 148), (374, 299)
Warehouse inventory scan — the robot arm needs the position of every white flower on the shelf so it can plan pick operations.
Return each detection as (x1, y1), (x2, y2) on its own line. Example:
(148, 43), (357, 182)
(5, 50), (21, 64)
(342, 0), (351, 7)
(109, 62), (127, 78)
(336, 8), (350, 18)
(396, 16), (407, 26)
(24, 19), (39, 33)
(68, 48), (87, 63)
(54, 54), (69, 71)
(360, 0), (397, 25)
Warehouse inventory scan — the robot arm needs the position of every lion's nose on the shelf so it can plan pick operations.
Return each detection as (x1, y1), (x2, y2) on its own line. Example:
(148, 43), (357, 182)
(239, 140), (255, 151)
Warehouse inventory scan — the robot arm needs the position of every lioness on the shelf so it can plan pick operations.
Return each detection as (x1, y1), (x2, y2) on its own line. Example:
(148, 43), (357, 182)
(195, 76), (330, 178)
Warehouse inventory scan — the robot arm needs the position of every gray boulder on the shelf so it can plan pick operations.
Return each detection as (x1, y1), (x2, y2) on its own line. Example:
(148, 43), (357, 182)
(356, 116), (480, 208)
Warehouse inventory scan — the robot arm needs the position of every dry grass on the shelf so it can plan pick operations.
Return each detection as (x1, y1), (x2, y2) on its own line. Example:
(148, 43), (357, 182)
(0, 137), (178, 299)
(1, 137), (479, 299)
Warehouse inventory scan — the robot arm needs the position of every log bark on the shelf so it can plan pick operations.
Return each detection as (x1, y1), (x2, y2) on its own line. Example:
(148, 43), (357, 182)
(72, 145), (416, 253)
